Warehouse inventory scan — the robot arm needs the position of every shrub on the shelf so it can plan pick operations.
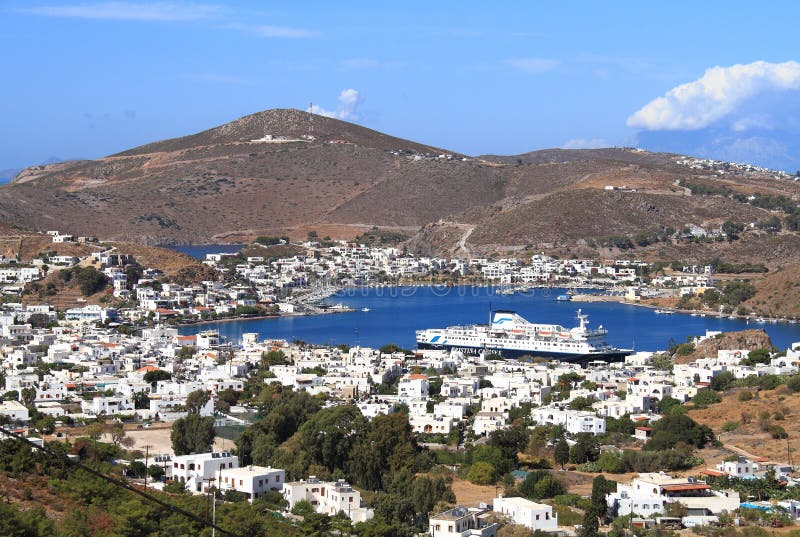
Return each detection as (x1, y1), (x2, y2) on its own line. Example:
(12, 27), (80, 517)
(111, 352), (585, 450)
(738, 390), (753, 402)
(597, 451), (625, 473)
(692, 388), (722, 406)
(787, 375), (800, 393)
(721, 421), (739, 432)
(769, 425), (788, 439)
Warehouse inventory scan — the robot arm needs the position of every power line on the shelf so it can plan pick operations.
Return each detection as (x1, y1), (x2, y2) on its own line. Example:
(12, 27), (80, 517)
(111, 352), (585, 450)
(0, 427), (238, 537)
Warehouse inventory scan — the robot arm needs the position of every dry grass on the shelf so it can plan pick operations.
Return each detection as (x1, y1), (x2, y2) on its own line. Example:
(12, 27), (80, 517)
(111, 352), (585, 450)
(450, 477), (498, 506)
(689, 386), (800, 463)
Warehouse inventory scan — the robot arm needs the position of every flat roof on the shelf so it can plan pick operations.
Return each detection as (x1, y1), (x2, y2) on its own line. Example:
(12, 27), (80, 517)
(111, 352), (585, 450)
(661, 483), (711, 492)
(495, 496), (551, 509)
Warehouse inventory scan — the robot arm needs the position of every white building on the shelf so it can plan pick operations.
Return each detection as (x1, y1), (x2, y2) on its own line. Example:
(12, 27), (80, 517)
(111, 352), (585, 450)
(80, 396), (134, 416)
(0, 400), (30, 422)
(283, 476), (374, 523)
(711, 457), (758, 479)
(607, 473), (739, 517)
(171, 451), (238, 493)
(493, 496), (558, 531)
(532, 407), (606, 435)
(218, 465), (285, 502)
(429, 506), (498, 537)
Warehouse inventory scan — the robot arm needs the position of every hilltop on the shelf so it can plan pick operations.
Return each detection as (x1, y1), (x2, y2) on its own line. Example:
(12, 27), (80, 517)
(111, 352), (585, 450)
(1, 109), (800, 273)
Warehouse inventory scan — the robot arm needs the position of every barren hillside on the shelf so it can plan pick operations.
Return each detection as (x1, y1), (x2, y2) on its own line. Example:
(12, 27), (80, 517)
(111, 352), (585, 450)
(1, 109), (799, 271)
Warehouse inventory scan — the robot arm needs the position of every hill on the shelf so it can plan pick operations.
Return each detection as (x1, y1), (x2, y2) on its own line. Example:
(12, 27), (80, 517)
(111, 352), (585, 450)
(689, 385), (800, 463)
(674, 329), (774, 364)
(1, 109), (800, 272)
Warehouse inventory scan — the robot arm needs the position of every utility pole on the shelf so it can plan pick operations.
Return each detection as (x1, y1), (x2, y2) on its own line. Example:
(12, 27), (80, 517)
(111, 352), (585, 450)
(144, 444), (152, 491)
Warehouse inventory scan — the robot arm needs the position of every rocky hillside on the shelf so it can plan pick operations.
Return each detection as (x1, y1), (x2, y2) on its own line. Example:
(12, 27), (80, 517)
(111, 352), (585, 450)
(2, 109), (800, 269)
(675, 329), (774, 364)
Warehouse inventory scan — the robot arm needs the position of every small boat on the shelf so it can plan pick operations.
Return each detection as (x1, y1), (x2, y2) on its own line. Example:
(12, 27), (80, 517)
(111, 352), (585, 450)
(654, 309), (673, 314)
(556, 294), (571, 301)
(361, 307), (370, 312)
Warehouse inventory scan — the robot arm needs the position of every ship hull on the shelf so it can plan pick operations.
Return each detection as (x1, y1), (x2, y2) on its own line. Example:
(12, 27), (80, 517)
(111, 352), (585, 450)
(416, 342), (630, 363)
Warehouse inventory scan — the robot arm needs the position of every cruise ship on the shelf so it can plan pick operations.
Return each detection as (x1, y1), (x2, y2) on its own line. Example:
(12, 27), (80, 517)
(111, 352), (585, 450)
(416, 309), (631, 363)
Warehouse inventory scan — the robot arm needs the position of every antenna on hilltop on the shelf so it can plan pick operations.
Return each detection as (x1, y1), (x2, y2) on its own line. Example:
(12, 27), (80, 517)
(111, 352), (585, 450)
(308, 101), (314, 134)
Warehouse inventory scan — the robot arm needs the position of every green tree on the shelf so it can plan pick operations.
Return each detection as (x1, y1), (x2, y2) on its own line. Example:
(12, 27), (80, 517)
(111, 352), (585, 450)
(466, 461), (496, 485)
(710, 371), (736, 391)
(554, 438), (569, 469)
(569, 433), (599, 464)
(143, 369), (172, 384)
(645, 414), (713, 451)
(745, 348), (771, 365)
(133, 391), (150, 410)
(171, 413), (215, 455)
(185, 389), (210, 414)
(692, 388), (722, 406)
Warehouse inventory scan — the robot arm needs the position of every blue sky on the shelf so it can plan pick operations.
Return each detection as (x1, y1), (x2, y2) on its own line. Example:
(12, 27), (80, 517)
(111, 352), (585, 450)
(2, 1), (800, 172)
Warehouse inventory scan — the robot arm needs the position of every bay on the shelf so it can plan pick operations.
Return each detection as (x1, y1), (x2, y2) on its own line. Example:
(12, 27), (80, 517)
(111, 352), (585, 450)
(178, 286), (800, 352)
(169, 244), (245, 259)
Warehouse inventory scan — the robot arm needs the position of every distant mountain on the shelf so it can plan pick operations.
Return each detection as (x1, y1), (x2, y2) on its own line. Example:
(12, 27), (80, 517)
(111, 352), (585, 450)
(0, 157), (79, 184)
(0, 169), (21, 184)
(0, 108), (799, 269)
(635, 128), (800, 173)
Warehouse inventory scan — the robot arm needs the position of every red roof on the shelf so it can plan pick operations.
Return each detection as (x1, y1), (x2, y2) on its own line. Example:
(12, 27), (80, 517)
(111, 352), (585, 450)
(635, 426), (652, 431)
(408, 374), (429, 380)
(135, 365), (160, 373)
(702, 469), (726, 477)
(177, 335), (195, 341)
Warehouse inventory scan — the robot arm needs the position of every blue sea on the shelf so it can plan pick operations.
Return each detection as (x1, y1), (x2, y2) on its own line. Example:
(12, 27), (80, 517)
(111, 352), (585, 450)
(178, 286), (800, 352)
(169, 244), (245, 258)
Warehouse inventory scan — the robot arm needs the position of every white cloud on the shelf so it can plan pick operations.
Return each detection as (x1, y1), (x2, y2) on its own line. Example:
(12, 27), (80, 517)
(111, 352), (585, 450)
(562, 138), (609, 149)
(504, 58), (560, 74)
(627, 60), (800, 130)
(310, 89), (364, 121)
(224, 22), (317, 39)
(15, 2), (220, 21)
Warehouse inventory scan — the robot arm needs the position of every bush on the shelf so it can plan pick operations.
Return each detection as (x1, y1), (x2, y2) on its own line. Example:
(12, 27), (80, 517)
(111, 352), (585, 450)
(597, 451), (625, 473)
(769, 425), (788, 439)
(738, 390), (754, 402)
(787, 376), (800, 393)
(692, 388), (722, 406)
(721, 421), (739, 432)
(519, 471), (565, 500)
